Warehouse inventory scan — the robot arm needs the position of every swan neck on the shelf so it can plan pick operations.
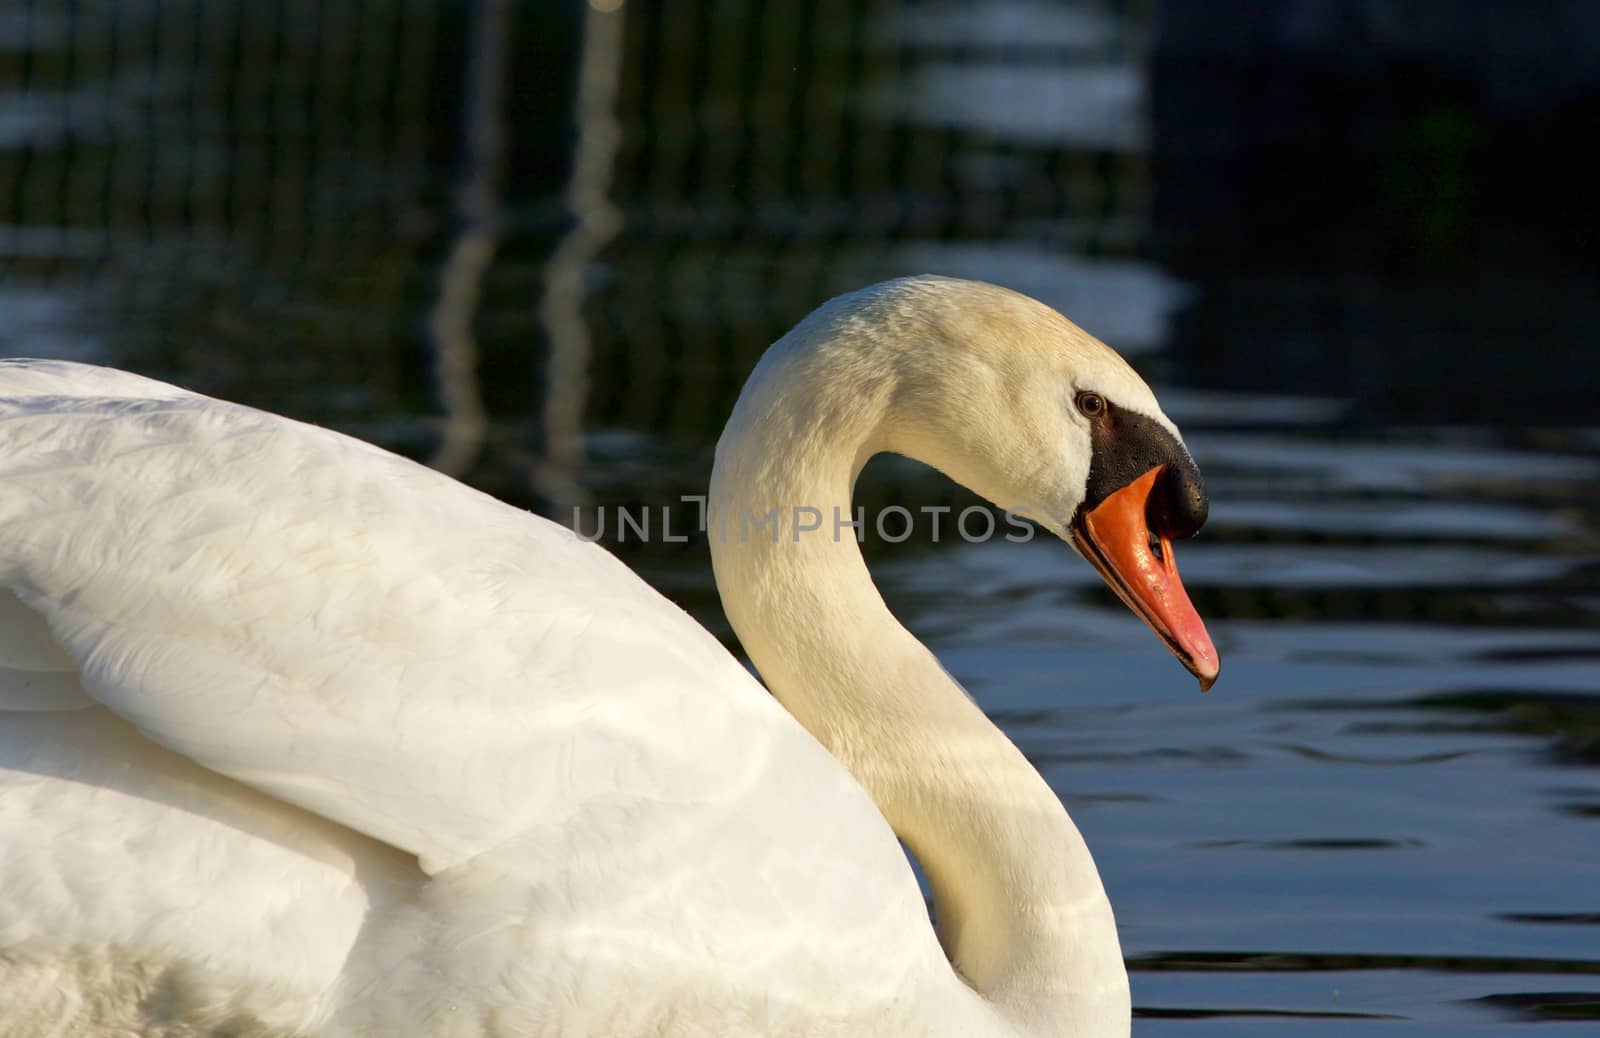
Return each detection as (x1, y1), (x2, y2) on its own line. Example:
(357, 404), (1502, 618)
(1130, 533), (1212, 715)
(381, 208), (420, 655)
(707, 336), (1128, 1033)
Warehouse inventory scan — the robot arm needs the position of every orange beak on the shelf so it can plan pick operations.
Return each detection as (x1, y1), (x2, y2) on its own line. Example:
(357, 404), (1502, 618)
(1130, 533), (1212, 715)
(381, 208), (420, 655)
(1070, 466), (1220, 690)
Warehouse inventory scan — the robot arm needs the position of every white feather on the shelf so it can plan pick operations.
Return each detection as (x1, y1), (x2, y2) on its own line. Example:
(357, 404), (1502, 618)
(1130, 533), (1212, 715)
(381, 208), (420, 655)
(0, 359), (955, 1036)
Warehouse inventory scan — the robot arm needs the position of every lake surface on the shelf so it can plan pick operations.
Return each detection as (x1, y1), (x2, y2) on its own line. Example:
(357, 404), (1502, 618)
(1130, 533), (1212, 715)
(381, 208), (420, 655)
(2, 0), (1597, 1032)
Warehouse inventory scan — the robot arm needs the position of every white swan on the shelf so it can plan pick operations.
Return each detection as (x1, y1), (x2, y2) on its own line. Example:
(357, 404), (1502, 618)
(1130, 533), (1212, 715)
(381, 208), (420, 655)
(0, 276), (1217, 1038)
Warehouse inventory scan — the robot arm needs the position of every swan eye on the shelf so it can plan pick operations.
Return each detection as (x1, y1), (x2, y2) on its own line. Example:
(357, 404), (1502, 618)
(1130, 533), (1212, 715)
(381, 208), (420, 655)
(1075, 391), (1106, 418)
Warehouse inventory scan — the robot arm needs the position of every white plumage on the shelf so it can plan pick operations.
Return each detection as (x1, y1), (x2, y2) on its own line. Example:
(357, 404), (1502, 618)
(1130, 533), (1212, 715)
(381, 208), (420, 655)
(0, 277), (1212, 1036)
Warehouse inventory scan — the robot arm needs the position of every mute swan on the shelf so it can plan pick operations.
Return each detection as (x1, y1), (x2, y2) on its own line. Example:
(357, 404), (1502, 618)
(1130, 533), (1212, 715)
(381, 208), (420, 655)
(0, 276), (1217, 1037)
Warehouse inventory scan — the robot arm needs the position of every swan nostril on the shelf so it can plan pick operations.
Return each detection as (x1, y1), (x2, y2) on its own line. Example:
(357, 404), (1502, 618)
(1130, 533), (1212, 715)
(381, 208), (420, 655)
(1146, 464), (1208, 540)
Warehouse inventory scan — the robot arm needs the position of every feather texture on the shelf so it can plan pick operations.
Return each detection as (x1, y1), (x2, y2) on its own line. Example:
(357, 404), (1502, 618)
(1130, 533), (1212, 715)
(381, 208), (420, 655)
(0, 360), (952, 1036)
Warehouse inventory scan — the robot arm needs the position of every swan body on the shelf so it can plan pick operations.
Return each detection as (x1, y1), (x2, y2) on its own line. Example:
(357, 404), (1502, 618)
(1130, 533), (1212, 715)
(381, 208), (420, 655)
(0, 277), (1216, 1037)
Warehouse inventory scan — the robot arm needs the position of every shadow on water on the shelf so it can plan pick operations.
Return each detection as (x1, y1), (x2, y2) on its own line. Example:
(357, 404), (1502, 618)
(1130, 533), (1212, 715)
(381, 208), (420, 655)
(2, 0), (1598, 1033)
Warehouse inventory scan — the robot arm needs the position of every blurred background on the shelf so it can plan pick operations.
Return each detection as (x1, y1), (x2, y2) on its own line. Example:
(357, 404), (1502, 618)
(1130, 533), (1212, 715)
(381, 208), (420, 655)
(2, 0), (1597, 1032)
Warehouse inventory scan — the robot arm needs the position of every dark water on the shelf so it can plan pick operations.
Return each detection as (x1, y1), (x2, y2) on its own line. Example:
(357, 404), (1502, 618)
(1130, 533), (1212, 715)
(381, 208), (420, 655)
(2, 1), (1597, 1032)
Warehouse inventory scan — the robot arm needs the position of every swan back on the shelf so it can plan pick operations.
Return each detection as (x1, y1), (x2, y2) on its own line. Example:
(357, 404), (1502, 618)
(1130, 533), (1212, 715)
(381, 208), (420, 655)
(0, 360), (735, 871)
(0, 360), (977, 1035)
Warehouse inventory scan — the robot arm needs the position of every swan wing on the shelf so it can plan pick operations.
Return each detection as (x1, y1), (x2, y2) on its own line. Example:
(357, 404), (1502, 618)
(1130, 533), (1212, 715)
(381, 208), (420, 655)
(0, 361), (958, 1031)
(0, 361), (892, 874)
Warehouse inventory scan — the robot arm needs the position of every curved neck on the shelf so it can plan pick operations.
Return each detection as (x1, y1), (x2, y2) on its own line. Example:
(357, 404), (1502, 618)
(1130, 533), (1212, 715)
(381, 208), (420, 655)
(708, 343), (1128, 1035)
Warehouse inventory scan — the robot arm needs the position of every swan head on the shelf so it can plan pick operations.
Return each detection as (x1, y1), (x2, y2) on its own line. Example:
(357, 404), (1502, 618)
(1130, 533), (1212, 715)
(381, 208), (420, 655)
(786, 275), (1220, 688)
